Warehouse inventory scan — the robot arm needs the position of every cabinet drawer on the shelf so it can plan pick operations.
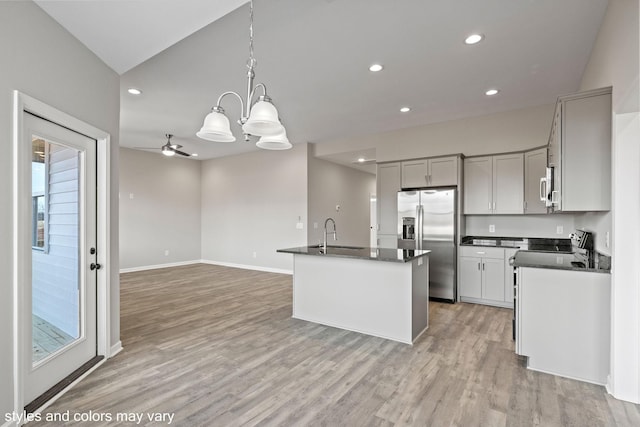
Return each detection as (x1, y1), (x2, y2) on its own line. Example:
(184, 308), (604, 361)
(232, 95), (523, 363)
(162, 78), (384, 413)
(459, 246), (505, 259)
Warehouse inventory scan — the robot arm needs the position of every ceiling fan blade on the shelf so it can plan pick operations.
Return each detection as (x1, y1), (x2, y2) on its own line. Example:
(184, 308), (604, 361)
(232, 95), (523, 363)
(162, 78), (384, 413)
(173, 149), (191, 157)
(133, 147), (160, 150)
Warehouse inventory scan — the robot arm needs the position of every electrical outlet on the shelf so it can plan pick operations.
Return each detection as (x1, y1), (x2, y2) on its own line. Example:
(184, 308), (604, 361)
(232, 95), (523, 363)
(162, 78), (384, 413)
(296, 222), (303, 229)
(313, 222), (318, 229)
(489, 224), (495, 233)
(252, 251), (257, 258)
(556, 225), (563, 235)
(606, 231), (610, 248)
(129, 193), (134, 199)
(164, 250), (169, 256)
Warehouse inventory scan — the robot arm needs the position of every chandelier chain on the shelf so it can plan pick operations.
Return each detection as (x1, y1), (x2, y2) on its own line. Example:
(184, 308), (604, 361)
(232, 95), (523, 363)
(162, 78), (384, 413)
(248, 0), (256, 69)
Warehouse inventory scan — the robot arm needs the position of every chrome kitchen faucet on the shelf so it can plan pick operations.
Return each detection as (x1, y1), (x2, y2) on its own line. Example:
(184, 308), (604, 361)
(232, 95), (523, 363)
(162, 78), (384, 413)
(323, 218), (337, 252)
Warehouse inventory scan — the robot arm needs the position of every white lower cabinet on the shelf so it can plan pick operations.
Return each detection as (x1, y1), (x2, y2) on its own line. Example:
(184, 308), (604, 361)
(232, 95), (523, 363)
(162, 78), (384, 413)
(458, 246), (512, 308)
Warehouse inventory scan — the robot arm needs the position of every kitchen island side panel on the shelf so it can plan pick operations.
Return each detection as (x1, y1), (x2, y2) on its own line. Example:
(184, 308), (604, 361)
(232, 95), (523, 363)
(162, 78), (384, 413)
(292, 254), (427, 344)
(519, 266), (610, 384)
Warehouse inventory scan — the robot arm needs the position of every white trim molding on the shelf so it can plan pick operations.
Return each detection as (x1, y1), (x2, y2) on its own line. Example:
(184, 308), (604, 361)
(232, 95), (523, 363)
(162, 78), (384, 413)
(119, 260), (202, 274)
(200, 259), (293, 275)
(121, 259), (292, 275)
(12, 91), (113, 419)
(109, 341), (123, 358)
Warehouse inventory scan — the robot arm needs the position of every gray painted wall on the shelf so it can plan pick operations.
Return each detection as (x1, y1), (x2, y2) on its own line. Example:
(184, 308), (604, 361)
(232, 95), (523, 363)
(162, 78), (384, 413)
(576, 0), (640, 403)
(0, 1), (120, 417)
(308, 154), (376, 247)
(200, 143), (309, 272)
(119, 148), (201, 270)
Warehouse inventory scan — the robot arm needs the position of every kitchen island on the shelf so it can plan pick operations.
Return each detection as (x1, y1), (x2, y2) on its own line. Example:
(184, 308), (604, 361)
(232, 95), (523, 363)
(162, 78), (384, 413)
(277, 245), (430, 344)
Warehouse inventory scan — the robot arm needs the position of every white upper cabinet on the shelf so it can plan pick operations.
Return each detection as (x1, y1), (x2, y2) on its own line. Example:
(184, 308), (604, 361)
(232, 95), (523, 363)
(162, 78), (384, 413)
(401, 156), (458, 188)
(554, 88), (612, 212)
(493, 153), (524, 214)
(524, 148), (547, 214)
(463, 157), (493, 214)
(464, 154), (523, 214)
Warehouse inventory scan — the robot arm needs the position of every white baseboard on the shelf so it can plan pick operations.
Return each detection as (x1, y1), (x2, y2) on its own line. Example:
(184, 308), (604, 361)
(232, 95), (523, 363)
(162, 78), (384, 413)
(200, 259), (292, 275)
(119, 259), (201, 274)
(109, 340), (123, 358)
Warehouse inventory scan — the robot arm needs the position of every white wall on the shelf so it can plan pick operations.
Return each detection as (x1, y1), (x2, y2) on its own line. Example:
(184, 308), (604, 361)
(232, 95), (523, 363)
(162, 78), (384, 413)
(119, 148), (201, 270)
(577, 0), (640, 404)
(308, 153), (376, 247)
(0, 0), (120, 418)
(200, 144), (308, 273)
(315, 103), (555, 162)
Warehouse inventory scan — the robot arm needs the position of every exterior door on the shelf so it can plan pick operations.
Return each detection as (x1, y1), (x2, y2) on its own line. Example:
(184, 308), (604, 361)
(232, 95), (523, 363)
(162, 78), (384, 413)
(23, 112), (97, 405)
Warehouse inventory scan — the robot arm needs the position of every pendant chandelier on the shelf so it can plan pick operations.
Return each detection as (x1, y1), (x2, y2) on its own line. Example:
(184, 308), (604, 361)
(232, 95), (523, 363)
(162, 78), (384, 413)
(196, 0), (291, 150)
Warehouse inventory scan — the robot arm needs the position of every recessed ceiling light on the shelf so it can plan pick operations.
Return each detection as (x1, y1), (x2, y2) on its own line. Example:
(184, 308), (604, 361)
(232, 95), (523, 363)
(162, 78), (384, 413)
(127, 88), (142, 95)
(191, 153), (198, 157)
(464, 34), (484, 45)
(369, 64), (384, 72)
(485, 89), (500, 96)
(400, 107), (411, 113)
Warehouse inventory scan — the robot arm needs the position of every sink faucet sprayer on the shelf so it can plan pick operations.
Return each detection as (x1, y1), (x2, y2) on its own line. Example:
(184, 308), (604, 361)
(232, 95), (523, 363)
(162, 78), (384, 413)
(323, 218), (337, 252)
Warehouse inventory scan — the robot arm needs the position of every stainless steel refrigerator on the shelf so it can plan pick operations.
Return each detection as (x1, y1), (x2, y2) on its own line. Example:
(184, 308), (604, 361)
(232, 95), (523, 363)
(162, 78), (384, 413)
(397, 189), (456, 302)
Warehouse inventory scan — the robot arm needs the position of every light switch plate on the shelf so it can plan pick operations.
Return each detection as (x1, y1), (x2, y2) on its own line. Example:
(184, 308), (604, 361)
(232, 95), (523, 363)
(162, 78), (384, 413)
(489, 224), (495, 233)
(296, 222), (304, 229)
(556, 225), (563, 235)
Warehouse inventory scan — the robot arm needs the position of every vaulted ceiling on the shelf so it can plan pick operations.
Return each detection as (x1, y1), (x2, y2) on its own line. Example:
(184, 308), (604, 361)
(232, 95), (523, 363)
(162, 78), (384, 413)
(35, 0), (608, 167)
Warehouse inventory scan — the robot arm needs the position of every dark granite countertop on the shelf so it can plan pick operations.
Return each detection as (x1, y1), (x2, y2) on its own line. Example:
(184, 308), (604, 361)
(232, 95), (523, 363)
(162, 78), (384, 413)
(277, 245), (431, 263)
(512, 250), (611, 274)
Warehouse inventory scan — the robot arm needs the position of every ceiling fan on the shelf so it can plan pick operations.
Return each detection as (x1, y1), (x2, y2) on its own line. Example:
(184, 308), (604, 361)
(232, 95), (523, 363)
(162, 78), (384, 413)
(135, 134), (193, 157)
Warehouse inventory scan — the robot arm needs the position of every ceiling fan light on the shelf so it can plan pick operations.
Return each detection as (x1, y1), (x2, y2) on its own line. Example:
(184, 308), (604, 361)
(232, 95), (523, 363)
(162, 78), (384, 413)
(196, 109), (236, 142)
(242, 98), (283, 136)
(161, 146), (175, 156)
(256, 128), (292, 150)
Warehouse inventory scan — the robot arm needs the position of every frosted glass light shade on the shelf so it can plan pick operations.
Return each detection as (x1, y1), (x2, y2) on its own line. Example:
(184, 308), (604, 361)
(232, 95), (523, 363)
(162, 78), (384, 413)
(161, 146), (175, 156)
(256, 128), (292, 150)
(196, 110), (236, 142)
(242, 100), (283, 136)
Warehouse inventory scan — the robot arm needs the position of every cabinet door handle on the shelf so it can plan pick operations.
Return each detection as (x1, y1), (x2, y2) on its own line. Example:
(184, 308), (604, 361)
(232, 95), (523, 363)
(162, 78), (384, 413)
(488, 202), (492, 211)
(425, 174), (429, 184)
(477, 262), (481, 270)
(482, 263), (485, 271)
(476, 251), (485, 255)
(493, 202), (496, 211)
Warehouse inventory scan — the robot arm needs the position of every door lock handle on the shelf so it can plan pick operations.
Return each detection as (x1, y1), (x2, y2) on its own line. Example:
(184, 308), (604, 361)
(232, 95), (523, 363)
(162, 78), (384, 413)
(90, 263), (102, 271)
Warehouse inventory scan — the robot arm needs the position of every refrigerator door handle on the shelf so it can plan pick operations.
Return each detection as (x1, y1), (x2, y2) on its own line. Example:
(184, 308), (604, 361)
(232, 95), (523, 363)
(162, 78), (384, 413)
(415, 205), (421, 243)
(417, 205), (423, 244)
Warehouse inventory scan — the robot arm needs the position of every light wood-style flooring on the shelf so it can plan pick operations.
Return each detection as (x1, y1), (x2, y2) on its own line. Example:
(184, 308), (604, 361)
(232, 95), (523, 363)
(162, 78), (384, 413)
(32, 263), (640, 426)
